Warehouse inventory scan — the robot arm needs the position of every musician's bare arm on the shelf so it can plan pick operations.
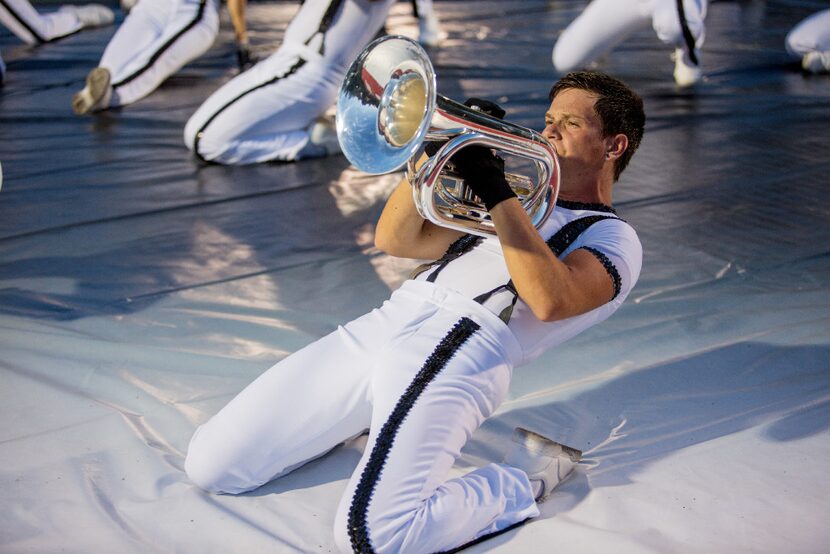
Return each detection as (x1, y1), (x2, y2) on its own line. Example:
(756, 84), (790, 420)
(489, 199), (616, 322)
(375, 171), (463, 260)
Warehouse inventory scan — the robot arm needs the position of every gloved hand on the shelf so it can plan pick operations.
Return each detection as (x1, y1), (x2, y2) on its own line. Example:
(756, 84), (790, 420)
(450, 145), (516, 211)
(424, 97), (506, 156)
(462, 97), (506, 119)
(236, 43), (256, 72)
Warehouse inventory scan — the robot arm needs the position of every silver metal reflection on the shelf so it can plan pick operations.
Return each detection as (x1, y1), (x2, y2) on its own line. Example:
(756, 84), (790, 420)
(336, 35), (560, 237)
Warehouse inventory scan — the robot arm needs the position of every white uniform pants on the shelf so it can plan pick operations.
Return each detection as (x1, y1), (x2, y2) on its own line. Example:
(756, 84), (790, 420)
(185, 281), (538, 554)
(99, 0), (219, 107)
(552, 0), (707, 72)
(183, 0), (394, 164)
(785, 9), (830, 67)
(0, 0), (83, 44)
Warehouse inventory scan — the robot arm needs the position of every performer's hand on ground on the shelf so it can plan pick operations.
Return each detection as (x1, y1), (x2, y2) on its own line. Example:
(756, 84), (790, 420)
(236, 43), (256, 72)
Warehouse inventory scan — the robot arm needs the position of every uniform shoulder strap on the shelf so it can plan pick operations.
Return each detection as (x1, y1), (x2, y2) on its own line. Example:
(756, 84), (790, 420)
(475, 214), (621, 323)
(410, 234), (483, 282)
(546, 214), (619, 256)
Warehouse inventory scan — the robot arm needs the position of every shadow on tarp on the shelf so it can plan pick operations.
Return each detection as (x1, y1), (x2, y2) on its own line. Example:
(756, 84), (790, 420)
(465, 341), (830, 498)
(0, 156), (393, 329)
(207, 341), (830, 509)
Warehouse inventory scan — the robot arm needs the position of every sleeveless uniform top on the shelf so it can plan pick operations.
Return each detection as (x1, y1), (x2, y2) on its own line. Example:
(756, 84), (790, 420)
(410, 199), (643, 365)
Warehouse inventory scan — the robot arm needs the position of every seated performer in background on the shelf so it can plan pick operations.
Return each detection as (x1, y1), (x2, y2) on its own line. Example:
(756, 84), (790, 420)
(183, 0), (398, 164)
(785, 9), (830, 74)
(185, 70), (645, 553)
(411, 0), (446, 47)
(72, 0), (248, 115)
(0, 0), (112, 45)
(552, 0), (708, 88)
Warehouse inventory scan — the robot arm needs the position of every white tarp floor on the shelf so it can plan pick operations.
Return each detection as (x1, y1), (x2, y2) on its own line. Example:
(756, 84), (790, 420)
(1, 1), (829, 552)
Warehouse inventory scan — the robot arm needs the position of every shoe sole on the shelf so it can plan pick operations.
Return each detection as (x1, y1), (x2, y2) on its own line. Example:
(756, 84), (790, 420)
(512, 427), (583, 462)
(72, 67), (111, 115)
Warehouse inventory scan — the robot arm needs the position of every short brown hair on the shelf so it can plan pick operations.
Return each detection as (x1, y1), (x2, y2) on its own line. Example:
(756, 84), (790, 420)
(550, 71), (645, 181)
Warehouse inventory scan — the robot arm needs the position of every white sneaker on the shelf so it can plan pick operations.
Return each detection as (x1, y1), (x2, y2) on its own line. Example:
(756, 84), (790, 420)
(418, 15), (447, 48)
(503, 427), (582, 501)
(120, 0), (139, 13)
(72, 67), (112, 115)
(673, 47), (702, 88)
(802, 51), (830, 74)
(64, 4), (115, 28)
(296, 117), (342, 160)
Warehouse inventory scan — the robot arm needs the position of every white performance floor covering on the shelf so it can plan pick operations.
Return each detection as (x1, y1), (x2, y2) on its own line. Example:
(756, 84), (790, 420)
(1, 1), (829, 552)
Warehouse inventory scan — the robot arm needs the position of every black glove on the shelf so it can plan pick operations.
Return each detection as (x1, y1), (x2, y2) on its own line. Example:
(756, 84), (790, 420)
(236, 43), (256, 72)
(462, 97), (506, 119)
(450, 145), (516, 211)
(425, 97), (506, 156)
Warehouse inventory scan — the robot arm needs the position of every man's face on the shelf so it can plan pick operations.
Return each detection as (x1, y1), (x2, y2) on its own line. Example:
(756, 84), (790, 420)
(542, 88), (608, 184)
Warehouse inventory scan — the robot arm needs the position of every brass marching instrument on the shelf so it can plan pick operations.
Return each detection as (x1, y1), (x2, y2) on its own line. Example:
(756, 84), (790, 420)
(335, 35), (559, 237)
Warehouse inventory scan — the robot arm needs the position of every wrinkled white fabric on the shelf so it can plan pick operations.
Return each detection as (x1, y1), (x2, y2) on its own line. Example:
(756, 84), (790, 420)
(0, 0), (82, 44)
(553, 0), (708, 72)
(100, 0), (219, 107)
(186, 281), (536, 553)
(184, 0), (394, 164)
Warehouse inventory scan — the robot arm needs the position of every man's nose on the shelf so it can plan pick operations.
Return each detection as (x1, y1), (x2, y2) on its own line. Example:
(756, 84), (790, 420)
(543, 122), (560, 140)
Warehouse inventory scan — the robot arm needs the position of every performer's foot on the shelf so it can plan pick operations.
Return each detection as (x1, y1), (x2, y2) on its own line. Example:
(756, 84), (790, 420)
(296, 117), (341, 160)
(503, 427), (582, 501)
(72, 67), (112, 115)
(64, 4), (115, 28)
(673, 48), (702, 88)
(802, 51), (829, 74)
(418, 15), (447, 48)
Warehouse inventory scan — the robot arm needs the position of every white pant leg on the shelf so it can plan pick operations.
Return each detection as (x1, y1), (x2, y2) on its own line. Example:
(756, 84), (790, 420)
(651, 0), (707, 50)
(0, 0), (81, 44)
(100, 0), (177, 78)
(183, 0), (394, 164)
(413, 0), (434, 18)
(185, 292), (420, 494)
(552, 0), (651, 72)
(100, 0), (219, 107)
(332, 285), (535, 554)
(785, 9), (830, 58)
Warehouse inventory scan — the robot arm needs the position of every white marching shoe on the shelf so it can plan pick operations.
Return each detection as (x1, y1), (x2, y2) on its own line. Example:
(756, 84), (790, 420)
(72, 67), (112, 115)
(418, 14), (447, 48)
(296, 117), (341, 160)
(63, 4), (115, 28)
(503, 427), (582, 501)
(673, 47), (702, 88)
(802, 51), (830, 74)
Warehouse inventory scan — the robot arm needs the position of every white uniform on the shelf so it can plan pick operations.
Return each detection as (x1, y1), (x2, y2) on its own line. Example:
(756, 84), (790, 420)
(185, 200), (643, 553)
(0, 0), (85, 44)
(98, 0), (219, 107)
(552, 0), (708, 73)
(183, 0), (395, 164)
(785, 9), (830, 73)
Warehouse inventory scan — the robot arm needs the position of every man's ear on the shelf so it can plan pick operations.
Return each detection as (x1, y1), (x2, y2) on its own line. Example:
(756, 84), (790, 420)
(604, 133), (628, 161)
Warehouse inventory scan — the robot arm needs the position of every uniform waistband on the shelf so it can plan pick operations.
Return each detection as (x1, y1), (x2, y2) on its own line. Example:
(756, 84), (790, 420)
(394, 280), (523, 366)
